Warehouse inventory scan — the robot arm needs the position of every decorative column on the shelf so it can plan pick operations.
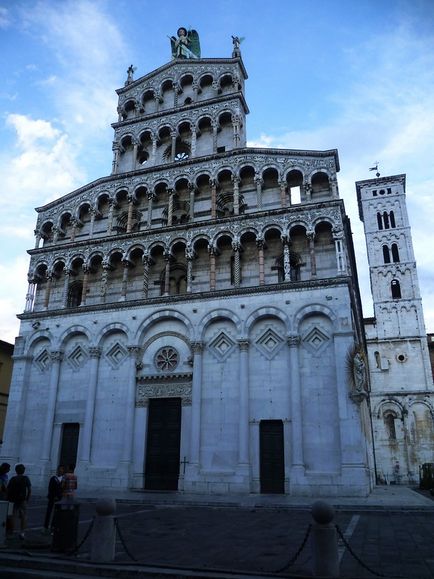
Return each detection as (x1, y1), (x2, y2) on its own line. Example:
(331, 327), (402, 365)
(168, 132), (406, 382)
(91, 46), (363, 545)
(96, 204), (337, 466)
(163, 253), (171, 296)
(100, 260), (110, 303)
(107, 199), (115, 235)
(147, 191), (155, 228)
(186, 246), (194, 293)
(330, 175), (339, 198)
(210, 179), (217, 219)
(188, 183), (195, 220)
(70, 218), (78, 242)
(121, 346), (141, 465)
(62, 267), (71, 308)
(257, 238), (265, 286)
(154, 95), (160, 112)
(172, 82), (179, 107)
(307, 231), (317, 277)
(142, 253), (150, 298)
(52, 226), (59, 244)
(132, 142), (138, 171)
(255, 176), (263, 210)
(25, 275), (36, 312)
(191, 127), (197, 157)
(167, 188), (174, 226)
(43, 272), (52, 310)
(232, 240), (241, 287)
(190, 342), (203, 466)
(232, 116), (240, 148)
(232, 176), (240, 216)
(111, 142), (119, 174)
(126, 195), (134, 233)
(89, 208), (96, 238)
(79, 347), (101, 463)
(80, 265), (89, 306)
(282, 237), (291, 282)
(333, 232), (346, 274)
(279, 181), (287, 207)
(151, 135), (157, 164)
(41, 351), (63, 462)
(238, 340), (250, 466)
(212, 120), (218, 153)
(34, 229), (41, 249)
(120, 260), (130, 301)
(170, 131), (177, 162)
(287, 336), (304, 475)
(208, 245), (216, 290)
(192, 81), (198, 102)
(304, 181), (312, 202)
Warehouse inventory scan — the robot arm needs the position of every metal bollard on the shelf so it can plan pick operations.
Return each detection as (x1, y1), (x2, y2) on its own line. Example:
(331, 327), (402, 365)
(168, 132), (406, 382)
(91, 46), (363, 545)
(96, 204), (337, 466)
(90, 498), (116, 562)
(311, 500), (339, 578)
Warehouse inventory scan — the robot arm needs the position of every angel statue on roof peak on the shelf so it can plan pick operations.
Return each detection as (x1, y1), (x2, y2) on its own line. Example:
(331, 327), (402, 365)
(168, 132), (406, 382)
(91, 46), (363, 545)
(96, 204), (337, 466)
(170, 27), (201, 59)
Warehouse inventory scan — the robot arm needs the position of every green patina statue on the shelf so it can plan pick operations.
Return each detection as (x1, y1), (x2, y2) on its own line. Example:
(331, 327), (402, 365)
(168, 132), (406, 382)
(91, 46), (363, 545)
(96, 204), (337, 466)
(170, 27), (200, 59)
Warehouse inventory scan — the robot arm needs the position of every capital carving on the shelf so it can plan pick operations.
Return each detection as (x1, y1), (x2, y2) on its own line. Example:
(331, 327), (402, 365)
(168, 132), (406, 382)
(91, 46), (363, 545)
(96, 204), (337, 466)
(88, 347), (102, 358)
(49, 351), (64, 362)
(287, 336), (300, 348)
(238, 339), (249, 351)
(191, 341), (203, 354)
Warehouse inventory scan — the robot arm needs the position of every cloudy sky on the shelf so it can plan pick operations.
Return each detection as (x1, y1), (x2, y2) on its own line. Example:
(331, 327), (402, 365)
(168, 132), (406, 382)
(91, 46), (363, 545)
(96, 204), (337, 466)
(1, 0), (433, 343)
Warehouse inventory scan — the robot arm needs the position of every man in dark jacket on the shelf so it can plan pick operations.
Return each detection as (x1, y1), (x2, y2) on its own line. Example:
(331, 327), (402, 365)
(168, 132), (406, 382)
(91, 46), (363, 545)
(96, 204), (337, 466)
(44, 465), (64, 532)
(7, 463), (31, 539)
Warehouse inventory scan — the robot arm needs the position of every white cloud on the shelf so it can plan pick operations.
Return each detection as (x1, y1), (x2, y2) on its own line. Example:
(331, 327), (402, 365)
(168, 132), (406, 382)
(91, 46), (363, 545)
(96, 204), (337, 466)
(0, 256), (29, 343)
(0, 6), (10, 29)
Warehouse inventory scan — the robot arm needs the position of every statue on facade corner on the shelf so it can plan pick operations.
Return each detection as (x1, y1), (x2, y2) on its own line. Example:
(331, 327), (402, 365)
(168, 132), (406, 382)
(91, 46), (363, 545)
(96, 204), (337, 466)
(170, 27), (200, 59)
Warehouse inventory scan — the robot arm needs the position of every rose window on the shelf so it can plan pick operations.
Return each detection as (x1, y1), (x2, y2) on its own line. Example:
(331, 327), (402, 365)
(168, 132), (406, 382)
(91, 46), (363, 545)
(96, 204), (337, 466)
(155, 347), (179, 371)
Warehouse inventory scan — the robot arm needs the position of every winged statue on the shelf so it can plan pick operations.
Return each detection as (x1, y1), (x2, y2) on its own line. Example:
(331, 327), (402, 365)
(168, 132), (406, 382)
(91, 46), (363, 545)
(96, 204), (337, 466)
(170, 27), (201, 59)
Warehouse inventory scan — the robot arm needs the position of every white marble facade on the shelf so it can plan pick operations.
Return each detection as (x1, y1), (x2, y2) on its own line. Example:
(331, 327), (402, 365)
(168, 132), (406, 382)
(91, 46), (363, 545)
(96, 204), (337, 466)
(1, 36), (376, 496)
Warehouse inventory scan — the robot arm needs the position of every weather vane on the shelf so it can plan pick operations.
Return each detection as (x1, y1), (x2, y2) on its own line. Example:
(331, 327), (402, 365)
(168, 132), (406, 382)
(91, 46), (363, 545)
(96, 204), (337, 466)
(369, 162), (380, 178)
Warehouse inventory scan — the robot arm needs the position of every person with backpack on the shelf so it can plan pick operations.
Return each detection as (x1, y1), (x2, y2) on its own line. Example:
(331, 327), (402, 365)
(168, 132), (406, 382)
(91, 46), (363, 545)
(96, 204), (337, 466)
(7, 463), (31, 539)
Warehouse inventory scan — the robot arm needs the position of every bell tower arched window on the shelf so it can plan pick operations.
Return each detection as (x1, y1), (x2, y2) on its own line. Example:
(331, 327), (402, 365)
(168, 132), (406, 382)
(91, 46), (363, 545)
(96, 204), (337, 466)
(391, 279), (401, 299)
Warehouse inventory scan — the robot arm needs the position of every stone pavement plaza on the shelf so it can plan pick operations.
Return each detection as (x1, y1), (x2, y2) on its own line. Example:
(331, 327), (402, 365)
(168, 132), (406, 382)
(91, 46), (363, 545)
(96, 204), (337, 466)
(1, 486), (434, 578)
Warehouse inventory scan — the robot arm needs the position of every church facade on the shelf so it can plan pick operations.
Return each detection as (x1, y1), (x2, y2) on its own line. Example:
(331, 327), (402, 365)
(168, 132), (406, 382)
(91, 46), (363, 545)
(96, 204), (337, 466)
(2, 32), (430, 496)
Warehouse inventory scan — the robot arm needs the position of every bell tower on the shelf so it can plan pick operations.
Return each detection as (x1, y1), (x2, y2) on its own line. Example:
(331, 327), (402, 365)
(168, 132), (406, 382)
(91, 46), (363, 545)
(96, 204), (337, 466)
(357, 174), (433, 483)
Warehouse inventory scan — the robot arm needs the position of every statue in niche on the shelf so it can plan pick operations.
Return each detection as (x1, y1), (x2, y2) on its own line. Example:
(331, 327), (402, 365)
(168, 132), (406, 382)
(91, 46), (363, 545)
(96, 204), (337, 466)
(353, 351), (367, 392)
(170, 27), (200, 59)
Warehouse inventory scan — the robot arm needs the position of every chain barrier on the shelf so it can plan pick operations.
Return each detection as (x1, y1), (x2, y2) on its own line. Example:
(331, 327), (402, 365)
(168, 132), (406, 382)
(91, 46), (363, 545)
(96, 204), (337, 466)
(114, 517), (137, 562)
(335, 524), (389, 578)
(66, 517), (94, 556)
(274, 523), (312, 573)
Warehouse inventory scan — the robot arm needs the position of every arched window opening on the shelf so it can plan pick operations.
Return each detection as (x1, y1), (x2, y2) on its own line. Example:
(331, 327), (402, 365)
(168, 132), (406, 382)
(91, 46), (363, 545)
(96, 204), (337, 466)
(384, 412), (397, 440)
(391, 279), (401, 299)
(377, 212), (383, 230)
(391, 243), (400, 262)
(286, 170), (303, 205)
(390, 211), (396, 228)
(275, 251), (302, 282)
(383, 245), (391, 264)
(383, 211), (390, 229)
(67, 281), (83, 308)
(374, 351), (381, 368)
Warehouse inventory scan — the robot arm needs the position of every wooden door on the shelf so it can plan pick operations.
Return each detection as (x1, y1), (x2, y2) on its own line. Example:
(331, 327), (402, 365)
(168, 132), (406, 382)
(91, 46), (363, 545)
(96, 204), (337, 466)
(145, 398), (181, 490)
(260, 420), (285, 493)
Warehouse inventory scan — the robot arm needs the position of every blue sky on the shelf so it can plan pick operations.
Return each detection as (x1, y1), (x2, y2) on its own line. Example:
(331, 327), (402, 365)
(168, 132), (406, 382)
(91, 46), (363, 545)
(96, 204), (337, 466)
(1, 0), (434, 342)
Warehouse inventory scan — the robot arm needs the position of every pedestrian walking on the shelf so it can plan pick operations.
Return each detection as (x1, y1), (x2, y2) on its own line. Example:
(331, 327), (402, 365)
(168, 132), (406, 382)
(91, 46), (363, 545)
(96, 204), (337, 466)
(61, 464), (77, 500)
(7, 463), (31, 539)
(44, 465), (64, 532)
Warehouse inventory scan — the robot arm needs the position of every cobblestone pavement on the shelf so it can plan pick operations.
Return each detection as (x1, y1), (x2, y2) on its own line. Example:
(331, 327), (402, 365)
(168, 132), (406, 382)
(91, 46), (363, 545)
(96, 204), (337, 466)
(4, 496), (432, 578)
